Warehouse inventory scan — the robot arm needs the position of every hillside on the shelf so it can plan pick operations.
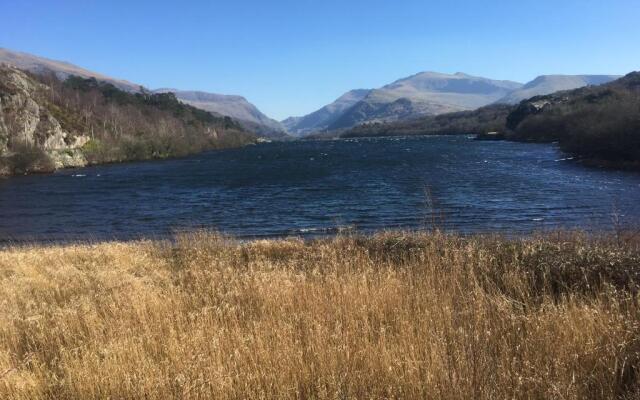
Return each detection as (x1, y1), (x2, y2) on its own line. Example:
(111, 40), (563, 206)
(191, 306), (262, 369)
(0, 48), (283, 138)
(497, 74), (620, 104)
(341, 72), (640, 169)
(0, 66), (255, 175)
(342, 104), (512, 138)
(286, 72), (521, 135)
(331, 71), (522, 130)
(293, 73), (625, 137)
(154, 89), (287, 138)
(282, 89), (371, 136)
(505, 71), (640, 167)
(0, 47), (140, 92)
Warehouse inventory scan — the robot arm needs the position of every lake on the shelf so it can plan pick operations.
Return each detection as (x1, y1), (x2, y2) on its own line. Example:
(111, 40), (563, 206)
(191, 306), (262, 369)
(1, 136), (640, 242)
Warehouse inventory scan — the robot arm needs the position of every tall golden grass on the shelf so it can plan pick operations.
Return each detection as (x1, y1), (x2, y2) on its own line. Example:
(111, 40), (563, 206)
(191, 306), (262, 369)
(0, 231), (638, 399)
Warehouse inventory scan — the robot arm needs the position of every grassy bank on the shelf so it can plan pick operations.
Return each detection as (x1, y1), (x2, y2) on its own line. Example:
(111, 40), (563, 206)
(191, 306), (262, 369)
(1, 231), (639, 399)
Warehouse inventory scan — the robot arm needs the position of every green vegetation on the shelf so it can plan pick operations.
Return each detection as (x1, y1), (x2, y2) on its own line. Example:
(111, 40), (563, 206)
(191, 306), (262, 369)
(0, 142), (55, 175)
(44, 74), (256, 163)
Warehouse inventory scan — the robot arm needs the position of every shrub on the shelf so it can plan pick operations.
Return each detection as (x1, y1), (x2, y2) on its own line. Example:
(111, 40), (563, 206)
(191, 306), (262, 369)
(5, 142), (55, 174)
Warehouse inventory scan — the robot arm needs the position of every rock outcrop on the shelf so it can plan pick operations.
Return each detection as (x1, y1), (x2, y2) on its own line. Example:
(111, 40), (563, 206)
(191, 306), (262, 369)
(0, 65), (89, 174)
(1, 65), (257, 176)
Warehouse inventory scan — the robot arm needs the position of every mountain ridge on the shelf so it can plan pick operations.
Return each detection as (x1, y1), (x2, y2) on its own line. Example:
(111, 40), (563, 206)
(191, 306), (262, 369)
(286, 71), (523, 135)
(339, 72), (640, 169)
(288, 72), (622, 136)
(0, 48), (285, 138)
(282, 89), (371, 136)
(153, 89), (286, 137)
(496, 74), (621, 104)
(0, 48), (624, 139)
(0, 47), (140, 92)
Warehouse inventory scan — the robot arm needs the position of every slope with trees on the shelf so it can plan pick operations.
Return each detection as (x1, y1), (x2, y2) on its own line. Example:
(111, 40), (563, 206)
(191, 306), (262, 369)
(341, 104), (512, 138)
(0, 65), (256, 175)
(505, 72), (640, 167)
(339, 72), (640, 169)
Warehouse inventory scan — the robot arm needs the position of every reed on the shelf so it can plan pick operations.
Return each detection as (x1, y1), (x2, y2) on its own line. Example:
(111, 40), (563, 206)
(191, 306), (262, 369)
(0, 230), (638, 399)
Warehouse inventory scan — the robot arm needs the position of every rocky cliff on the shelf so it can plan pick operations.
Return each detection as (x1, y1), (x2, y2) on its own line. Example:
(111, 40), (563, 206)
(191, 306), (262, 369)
(0, 65), (89, 174)
(0, 65), (256, 176)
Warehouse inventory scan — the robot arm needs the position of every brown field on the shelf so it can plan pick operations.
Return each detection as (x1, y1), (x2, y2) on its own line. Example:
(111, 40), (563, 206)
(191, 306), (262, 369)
(0, 231), (639, 399)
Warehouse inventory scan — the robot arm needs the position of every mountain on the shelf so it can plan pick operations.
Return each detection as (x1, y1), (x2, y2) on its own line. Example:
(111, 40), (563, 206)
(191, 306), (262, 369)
(286, 72), (522, 135)
(330, 72), (522, 130)
(154, 89), (286, 138)
(282, 89), (370, 136)
(504, 71), (640, 167)
(0, 47), (140, 92)
(0, 48), (284, 138)
(0, 65), (255, 175)
(341, 103), (513, 138)
(340, 71), (640, 169)
(303, 72), (623, 138)
(496, 75), (620, 104)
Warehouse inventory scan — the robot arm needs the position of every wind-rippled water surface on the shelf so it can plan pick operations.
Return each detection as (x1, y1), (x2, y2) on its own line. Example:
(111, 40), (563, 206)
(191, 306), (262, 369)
(1, 136), (640, 241)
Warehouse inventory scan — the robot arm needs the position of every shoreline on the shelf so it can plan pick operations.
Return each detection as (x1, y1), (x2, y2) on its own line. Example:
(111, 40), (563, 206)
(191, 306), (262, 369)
(334, 133), (640, 172)
(1, 227), (637, 248)
(3, 135), (638, 178)
(0, 139), (261, 178)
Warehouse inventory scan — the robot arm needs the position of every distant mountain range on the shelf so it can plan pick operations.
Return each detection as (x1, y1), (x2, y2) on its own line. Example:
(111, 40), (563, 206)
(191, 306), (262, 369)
(340, 71), (640, 169)
(281, 89), (370, 136)
(284, 72), (521, 136)
(153, 89), (286, 137)
(0, 48), (285, 138)
(496, 75), (621, 104)
(0, 47), (623, 139)
(284, 72), (620, 136)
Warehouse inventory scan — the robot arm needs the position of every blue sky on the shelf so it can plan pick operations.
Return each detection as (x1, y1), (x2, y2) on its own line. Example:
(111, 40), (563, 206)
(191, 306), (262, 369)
(2, 0), (639, 120)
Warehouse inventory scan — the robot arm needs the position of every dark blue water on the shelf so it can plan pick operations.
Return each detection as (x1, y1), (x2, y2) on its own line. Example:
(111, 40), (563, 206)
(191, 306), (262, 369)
(1, 136), (640, 241)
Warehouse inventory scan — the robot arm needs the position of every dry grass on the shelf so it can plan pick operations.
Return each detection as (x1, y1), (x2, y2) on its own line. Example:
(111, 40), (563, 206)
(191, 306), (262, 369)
(0, 231), (639, 399)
